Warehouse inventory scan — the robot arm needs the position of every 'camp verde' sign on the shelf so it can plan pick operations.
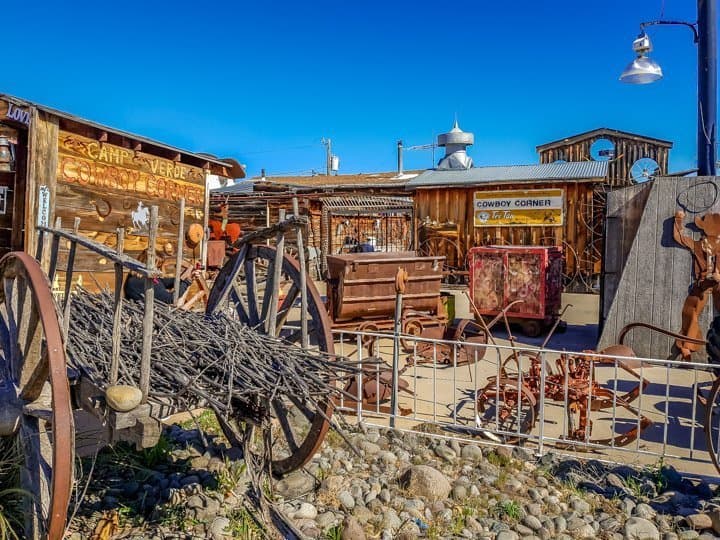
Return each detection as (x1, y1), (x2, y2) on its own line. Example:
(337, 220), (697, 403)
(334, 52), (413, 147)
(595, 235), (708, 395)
(57, 131), (205, 205)
(473, 189), (564, 227)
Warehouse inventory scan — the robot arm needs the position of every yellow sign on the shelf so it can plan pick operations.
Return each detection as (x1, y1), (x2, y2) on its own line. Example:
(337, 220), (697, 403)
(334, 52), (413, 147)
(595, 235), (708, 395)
(473, 189), (564, 227)
(57, 131), (205, 205)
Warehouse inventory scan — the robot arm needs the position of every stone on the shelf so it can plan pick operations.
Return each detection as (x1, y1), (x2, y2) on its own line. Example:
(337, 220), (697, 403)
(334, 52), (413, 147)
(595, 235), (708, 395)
(572, 524), (597, 539)
(316, 512), (338, 530)
(686, 514), (713, 530)
(379, 451), (397, 464)
(635, 503), (657, 520)
(276, 470), (314, 498)
(523, 515), (543, 531)
(461, 444), (484, 460)
(625, 517), (661, 540)
(294, 502), (317, 520)
(359, 441), (380, 455)
(452, 484), (468, 500)
(209, 517), (231, 540)
(381, 510), (402, 531)
(570, 498), (591, 514)
(105, 385), (143, 412)
(398, 465), (452, 502)
(496, 532), (519, 540)
(339, 490), (356, 510)
(709, 508), (720, 534)
(434, 443), (456, 462)
(341, 516), (366, 540)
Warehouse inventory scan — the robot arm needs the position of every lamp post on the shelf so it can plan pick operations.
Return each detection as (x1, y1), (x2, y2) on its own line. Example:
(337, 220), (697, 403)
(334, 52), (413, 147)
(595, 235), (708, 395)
(620, 0), (717, 176)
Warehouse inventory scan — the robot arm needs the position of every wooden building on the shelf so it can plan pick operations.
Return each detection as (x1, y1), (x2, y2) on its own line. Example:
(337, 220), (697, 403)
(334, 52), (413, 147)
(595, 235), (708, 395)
(0, 94), (243, 289)
(537, 128), (673, 187)
(407, 162), (609, 290)
(210, 172), (418, 276)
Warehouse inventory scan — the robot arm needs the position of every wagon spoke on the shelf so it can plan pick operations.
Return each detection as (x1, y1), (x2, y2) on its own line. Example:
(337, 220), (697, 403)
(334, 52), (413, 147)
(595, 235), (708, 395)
(4, 276), (21, 378)
(244, 258), (260, 326)
(260, 258), (276, 324)
(230, 283), (251, 324)
(19, 417), (52, 538)
(275, 283), (300, 335)
(272, 399), (300, 454)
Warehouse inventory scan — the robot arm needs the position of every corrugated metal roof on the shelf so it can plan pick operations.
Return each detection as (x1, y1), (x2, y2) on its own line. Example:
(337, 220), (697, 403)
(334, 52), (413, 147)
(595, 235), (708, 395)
(322, 196), (413, 210)
(211, 180), (255, 195)
(254, 171), (420, 189)
(406, 161), (608, 188)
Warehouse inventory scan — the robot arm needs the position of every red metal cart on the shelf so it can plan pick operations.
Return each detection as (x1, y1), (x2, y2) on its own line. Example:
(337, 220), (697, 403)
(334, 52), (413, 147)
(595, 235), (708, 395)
(468, 245), (563, 336)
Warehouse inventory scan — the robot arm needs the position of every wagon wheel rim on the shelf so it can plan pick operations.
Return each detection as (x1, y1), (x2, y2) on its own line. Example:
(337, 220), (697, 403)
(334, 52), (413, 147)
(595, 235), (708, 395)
(207, 244), (334, 476)
(704, 378), (720, 476)
(0, 252), (74, 540)
(476, 377), (537, 444)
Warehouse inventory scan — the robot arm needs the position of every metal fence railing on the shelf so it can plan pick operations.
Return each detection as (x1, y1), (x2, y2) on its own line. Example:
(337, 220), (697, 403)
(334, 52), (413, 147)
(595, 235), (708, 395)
(332, 328), (719, 479)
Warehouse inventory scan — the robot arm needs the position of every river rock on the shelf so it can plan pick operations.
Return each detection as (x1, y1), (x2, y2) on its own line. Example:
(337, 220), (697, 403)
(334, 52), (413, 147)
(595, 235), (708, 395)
(625, 517), (661, 540)
(399, 465), (451, 501)
(341, 516), (365, 540)
(686, 514), (713, 530)
(105, 385), (143, 412)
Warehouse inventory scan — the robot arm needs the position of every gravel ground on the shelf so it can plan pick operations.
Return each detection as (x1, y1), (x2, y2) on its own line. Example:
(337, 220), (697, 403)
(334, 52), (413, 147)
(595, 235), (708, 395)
(65, 415), (720, 540)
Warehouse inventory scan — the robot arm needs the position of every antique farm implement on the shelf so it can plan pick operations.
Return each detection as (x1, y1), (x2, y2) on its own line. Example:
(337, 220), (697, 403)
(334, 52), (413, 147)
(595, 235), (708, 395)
(0, 205), (356, 540)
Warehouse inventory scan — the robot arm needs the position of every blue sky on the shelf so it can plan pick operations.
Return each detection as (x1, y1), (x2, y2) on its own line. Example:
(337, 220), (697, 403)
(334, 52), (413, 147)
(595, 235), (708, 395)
(4, 1), (712, 177)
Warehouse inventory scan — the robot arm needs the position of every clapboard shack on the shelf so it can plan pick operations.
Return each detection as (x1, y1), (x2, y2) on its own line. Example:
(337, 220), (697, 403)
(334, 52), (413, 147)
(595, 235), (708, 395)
(407, 161), (608, 290)
(210, 172), (417, 275)
(0, 94), (242, 292)
(537, 128), (673, 187)
(598, 176), (719, 360)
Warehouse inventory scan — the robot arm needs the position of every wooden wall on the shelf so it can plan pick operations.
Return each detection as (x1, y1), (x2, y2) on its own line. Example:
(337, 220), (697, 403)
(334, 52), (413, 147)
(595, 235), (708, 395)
(598, 176), (720, 359)
(413, 181), (600, 290)
(539, 134), (670, 187)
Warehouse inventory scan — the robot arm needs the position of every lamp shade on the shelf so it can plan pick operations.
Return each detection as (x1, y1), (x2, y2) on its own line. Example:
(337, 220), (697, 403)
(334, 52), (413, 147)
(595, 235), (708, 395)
(620, 56), (663, 84)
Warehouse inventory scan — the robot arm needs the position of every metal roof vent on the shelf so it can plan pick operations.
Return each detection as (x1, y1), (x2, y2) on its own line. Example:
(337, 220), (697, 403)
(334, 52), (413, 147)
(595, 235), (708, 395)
(437, 120), (474, 170)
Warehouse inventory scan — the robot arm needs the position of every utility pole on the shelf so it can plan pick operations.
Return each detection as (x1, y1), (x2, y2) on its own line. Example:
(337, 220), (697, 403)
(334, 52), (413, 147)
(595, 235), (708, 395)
(397, 140), (403, 175)
(321, 138), (332, 176)
(698, 0), (717, 176)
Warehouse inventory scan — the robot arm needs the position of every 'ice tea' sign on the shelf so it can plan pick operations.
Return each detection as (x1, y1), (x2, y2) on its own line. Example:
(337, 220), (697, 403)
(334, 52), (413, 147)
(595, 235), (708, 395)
(37, 185), (50, 227)
(473, 189), (564, 227)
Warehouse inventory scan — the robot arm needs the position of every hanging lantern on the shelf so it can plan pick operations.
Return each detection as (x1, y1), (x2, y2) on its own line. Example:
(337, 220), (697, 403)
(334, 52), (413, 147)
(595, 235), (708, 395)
(0, 136), (13, 172)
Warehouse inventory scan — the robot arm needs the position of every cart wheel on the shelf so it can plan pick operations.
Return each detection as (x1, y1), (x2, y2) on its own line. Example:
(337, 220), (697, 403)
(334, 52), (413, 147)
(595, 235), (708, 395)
(207, 245), (334, 476)
(704, 378), (720, 476)
(476, 377), (537, 444)
(0, 252), (74, 540)
(357, 322), (380, 356)
(401, 318), (423, 352)
(521, 320), (543, 338)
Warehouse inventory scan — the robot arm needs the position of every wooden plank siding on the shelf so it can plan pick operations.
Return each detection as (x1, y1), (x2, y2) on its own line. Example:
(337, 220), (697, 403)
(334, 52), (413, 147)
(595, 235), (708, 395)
(413, 181), (600, 290)
(598, 177), (720, 359)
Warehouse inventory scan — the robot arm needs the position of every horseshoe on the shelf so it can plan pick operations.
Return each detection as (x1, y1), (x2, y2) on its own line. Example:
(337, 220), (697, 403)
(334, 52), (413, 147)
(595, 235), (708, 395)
(90, 198), (112, 218)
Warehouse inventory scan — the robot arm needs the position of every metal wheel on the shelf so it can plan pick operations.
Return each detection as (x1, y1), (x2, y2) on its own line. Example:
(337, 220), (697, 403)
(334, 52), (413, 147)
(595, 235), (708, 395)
(207, 244), (334, 476)
(0, 252), (74, 540)
(401, 317), (423, 352)
(476, 377), (537, 444)
(704, 377), (720, 475)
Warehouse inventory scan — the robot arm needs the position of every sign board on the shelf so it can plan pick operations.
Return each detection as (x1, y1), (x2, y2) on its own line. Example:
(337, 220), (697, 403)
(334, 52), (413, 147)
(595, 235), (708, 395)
(37, 185), (50, 227)
(0, 99), (31, 126)
(56, 131), (206, 205)
(473, 189), (564, 227)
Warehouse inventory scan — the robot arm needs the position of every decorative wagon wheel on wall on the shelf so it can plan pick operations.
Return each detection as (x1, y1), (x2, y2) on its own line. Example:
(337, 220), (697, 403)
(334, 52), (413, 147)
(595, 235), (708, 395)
(0, 252), (74, 540)
(206, 244), (334, 476)
(418, 236), (465, 283)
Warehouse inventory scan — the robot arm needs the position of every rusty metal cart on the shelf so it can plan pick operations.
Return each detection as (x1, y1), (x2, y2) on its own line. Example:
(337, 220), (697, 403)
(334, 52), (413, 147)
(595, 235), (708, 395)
(0, 207), (344, 540)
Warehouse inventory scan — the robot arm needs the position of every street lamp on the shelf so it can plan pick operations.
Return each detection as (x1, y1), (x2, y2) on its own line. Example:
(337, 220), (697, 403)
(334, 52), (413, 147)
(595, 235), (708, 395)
(620, 0), (717, 176)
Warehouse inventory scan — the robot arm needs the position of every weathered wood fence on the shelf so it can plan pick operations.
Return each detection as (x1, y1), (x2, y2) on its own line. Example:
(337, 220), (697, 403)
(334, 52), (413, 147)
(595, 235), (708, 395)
(599, 176), (720, 359)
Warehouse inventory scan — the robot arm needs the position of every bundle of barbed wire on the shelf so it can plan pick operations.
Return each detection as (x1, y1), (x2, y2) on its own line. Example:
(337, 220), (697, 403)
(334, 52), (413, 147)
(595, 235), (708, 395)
(65, 290), (364, 426)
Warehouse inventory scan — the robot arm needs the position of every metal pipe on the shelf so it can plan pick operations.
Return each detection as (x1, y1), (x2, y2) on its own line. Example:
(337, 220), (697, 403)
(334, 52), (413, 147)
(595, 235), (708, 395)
(397, 140), (403, 176)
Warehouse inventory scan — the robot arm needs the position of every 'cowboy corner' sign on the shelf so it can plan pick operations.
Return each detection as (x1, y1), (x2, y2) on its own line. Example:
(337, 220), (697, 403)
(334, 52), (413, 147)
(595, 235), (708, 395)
(473, 188), (564, 227)
(56, 131), (205, 205)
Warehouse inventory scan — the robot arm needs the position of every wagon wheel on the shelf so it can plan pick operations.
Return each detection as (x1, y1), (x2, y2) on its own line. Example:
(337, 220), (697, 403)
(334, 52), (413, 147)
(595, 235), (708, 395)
(357, 321), (380, 356)
(704, 378), (720, 475)
(207, 244), (334, 476)
(0, 252), (74, 540)
(475, 377), (537, 444)
(401, 317), (423, 352)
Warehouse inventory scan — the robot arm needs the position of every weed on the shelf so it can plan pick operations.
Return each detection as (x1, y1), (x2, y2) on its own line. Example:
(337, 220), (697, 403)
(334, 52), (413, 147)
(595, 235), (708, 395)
(493, 470), (509, 489)
(623, 475), (647, 499)
(0, 439), (26, 540)
(486, 451), (511, 468)
(180, 410), (221, 436)
(324, 524), (343, 540)
(228, 507), (265, 539)
(493, 500), (522, 521)
(323, 429), (344, 448)
(216, 459), (247, 494)
(138, 434), (174, 469)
